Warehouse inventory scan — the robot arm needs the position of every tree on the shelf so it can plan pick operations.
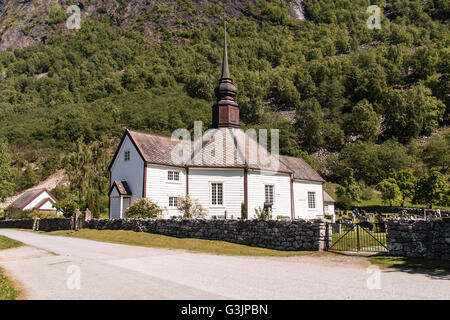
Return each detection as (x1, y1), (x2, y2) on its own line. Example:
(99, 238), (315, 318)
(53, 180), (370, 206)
(86, 191), (100, 218)
(177, 195), (205, 219)
(53, 199), (78, 218)
(413, 171), (449, 208)
(384, 85), (445, 143)
(422, 133), (450, 174)
(336, 194), (353, 210)
(376, 178), (402, 206)
(125, 198), (163, 219)
(336, 167), (361, 202)
(20, 165), (37, 190)
(389, 170), (416, 207)
(348, 99), (379, 141)
(0, 138), (14, 201)
(340, 141), (382, 185)
(296, 98), (324, 152)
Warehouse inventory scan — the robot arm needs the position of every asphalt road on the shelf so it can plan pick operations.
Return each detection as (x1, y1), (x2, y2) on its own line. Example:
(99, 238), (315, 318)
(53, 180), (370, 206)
(0, 229), (448, 300)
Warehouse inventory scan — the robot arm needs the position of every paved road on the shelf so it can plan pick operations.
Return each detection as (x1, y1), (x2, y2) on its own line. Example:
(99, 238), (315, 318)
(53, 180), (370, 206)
(0, 229), (448, 300)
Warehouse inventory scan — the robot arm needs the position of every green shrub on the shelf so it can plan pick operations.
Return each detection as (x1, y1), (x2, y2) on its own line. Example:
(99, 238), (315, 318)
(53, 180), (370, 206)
(125, 198), (163, 219)
(177, 195), (206, 219)
(241, 202), (248, 220)
(254, 207), (272, 221)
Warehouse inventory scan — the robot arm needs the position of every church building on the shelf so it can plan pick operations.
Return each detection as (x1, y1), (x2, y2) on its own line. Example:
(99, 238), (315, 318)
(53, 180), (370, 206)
(108, 24), (327, 220)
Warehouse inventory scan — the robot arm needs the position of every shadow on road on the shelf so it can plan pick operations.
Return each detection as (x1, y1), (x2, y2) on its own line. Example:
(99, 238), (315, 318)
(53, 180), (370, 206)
(329, 251), (450, 280)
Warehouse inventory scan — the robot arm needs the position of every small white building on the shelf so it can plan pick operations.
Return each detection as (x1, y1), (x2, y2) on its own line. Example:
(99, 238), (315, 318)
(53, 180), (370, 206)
(10, 188), (58, 211)
(323, 191), (336, 219)
(108, 25), (328, 220)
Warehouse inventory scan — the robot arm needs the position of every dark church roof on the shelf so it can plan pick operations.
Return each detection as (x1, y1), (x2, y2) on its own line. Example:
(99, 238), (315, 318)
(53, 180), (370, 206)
(110, 181), (133, 196)
(123, 128), (324, 181)
(279, 155), (325, 182)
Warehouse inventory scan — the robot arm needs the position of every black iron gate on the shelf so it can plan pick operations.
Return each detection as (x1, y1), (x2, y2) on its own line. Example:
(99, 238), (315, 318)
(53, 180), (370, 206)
(325, 222), (388, 253)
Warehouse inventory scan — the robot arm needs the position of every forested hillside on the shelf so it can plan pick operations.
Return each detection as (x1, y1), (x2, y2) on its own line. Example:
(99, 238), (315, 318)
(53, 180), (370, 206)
(0, 0), (448, 213)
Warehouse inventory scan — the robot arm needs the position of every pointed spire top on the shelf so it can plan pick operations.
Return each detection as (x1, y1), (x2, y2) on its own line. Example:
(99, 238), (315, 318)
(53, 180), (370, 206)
(221, 21), (230, 79)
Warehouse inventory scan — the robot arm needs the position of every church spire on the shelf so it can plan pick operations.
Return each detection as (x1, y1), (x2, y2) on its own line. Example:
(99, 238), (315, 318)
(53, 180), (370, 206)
(221, 22), (230, 79)
(212, 21), (240, 129)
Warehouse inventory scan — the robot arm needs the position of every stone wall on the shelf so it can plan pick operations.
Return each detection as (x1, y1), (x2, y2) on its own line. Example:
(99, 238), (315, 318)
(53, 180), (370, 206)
(84, 218), (328, 251)
(0, 219), (35, 229)
(354, 206), (449, 216)
(386, 218), (450, 260)
(0, 218), (74, 231)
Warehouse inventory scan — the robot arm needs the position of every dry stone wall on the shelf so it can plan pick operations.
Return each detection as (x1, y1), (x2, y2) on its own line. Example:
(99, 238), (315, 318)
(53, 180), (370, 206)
(84, 219), (328, 251)
(386, 218), (450, 260)
(0, 218), (73, 231)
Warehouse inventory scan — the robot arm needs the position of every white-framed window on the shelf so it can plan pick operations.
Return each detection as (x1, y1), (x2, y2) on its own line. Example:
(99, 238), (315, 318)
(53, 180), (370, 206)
(211, 183), (223, 206)
(168, 170), (180, 181)
(169, 196), (179, 208)
(124, 150), (130, 161)
(308, 191), (316, 209)
(265, 185), (274, 204)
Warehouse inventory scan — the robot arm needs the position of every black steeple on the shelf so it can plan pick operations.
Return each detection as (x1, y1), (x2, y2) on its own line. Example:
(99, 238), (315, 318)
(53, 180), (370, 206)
(212, 21), (240, 128)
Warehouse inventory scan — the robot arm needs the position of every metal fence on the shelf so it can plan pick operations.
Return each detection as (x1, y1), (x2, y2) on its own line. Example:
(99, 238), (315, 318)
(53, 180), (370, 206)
(325, 222), (388, 253)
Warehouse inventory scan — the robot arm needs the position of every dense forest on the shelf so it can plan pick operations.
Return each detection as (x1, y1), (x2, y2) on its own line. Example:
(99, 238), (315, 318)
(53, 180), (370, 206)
(0, 0), (448, 214)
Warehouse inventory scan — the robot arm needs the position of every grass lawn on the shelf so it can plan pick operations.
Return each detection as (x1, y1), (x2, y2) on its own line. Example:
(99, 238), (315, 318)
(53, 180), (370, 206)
(0, 235), (23, 250)
(0, 235), (23, 300)
(44, 229), (326, 257)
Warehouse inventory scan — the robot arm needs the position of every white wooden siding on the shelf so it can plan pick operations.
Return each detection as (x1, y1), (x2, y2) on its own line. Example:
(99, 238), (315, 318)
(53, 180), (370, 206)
(188, 168), (244, 218)
(110, 135), (144, 207)
(293, 181), (324, 219)
(145, 164), (186, 218)
(247, 171), (291, 219)
(110, 190), (121, 219)
(23, 191), (56, 211)
(324, 203), (335, 215)
(37, 199), (55, 211)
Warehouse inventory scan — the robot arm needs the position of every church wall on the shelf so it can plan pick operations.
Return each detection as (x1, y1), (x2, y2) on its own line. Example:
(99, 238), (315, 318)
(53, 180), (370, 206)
(145, 164), (186, 218)
(293, 181), (324, 219)
(247, 171), (291, 219)
(110, 135), (144, 205)
(188, 168), (244, 219)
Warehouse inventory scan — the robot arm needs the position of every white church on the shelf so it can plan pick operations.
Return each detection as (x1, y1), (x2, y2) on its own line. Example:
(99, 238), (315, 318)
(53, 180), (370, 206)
(108, 25), (330, 220)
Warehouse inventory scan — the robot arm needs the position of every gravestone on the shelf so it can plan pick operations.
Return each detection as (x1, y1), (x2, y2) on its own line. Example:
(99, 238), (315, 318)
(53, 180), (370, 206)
(74, 209), (82, 230)
(84, 208), (92, 221)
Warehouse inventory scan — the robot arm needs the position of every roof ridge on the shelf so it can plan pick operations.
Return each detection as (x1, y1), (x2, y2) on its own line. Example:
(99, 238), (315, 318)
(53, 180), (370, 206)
(127, 128), (189, 143)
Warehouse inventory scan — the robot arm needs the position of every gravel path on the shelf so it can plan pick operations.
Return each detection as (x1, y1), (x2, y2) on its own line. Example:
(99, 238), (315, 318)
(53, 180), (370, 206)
(0, 229), (448, 300)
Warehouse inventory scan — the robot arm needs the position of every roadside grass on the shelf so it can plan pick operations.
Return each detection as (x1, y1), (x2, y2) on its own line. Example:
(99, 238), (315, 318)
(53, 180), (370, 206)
(44, 229), (327, 257)
(369, 255), (450, 273)
(0, 235), (23, 250)
(0, 235), (23, 300)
